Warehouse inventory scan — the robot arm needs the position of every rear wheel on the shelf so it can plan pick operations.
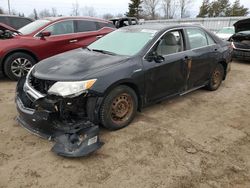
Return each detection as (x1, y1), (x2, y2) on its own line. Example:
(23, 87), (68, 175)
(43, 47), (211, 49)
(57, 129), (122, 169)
(4, 52), (36, 80)
(100, 85), (138, 130)
(206, 64), (224, 91)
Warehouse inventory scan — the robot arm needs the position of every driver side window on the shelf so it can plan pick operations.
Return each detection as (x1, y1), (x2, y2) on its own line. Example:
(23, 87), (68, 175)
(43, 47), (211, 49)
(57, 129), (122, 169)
(44, 20), (74, 36)
(155, 30), (184, 56)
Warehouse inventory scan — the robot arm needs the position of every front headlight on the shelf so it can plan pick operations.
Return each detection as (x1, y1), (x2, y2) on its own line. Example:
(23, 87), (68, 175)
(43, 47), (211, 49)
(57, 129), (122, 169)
(48, 79), (97, 97)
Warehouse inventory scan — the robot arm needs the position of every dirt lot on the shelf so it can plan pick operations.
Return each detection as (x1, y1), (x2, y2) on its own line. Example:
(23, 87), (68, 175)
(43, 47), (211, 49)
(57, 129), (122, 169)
(0, 61), (249, 188)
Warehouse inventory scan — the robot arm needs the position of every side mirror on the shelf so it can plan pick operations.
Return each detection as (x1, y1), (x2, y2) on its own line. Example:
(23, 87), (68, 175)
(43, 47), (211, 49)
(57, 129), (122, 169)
(146, 51), (165, 63)
(39, 31), (51, 38)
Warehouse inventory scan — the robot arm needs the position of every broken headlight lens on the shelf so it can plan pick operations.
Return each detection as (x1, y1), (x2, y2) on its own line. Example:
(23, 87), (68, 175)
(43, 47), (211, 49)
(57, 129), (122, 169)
(48, 79), (97, 97)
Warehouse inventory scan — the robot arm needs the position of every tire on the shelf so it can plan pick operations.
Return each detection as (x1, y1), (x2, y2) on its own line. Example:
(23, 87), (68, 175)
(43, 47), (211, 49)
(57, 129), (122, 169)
(100, 85), (138, 130)
(4, 52), (36, 81)
(206, 63), (224, 91)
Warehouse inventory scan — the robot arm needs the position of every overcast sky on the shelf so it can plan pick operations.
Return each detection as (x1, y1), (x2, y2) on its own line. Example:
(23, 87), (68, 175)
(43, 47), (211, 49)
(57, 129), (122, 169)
(0, 0), (250, 18)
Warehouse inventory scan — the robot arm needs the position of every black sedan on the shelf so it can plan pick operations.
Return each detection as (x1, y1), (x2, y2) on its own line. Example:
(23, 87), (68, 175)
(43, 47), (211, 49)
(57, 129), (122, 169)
(16, 24), (232, 157)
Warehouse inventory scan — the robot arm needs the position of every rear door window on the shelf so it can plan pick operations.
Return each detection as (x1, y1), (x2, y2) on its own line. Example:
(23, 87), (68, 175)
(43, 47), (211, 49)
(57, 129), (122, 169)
(76, 20), (97, 32)
(186, 28), (208, 49)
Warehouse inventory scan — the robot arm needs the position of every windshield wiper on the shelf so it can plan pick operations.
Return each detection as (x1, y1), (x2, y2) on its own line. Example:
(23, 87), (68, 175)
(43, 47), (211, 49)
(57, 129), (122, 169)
(88, 48), (117, 56)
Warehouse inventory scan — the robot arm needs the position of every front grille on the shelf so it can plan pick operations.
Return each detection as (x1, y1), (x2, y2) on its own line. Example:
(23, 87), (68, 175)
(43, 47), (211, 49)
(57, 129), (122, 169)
(28, 74), (56, 95)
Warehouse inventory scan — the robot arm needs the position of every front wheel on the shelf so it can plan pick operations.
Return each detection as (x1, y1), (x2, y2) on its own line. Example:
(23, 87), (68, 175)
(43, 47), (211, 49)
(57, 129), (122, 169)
(100, 85), (138, 130)
(4, 52), (36, 80)
(206, 64), (224, 91)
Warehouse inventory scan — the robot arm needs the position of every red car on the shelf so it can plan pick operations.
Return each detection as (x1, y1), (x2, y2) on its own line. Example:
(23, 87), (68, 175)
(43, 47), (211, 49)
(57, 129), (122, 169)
(0, 17), (115, 80)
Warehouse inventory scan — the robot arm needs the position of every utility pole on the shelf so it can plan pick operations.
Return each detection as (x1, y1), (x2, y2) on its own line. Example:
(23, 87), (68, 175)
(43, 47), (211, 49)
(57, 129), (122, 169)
(8, 0), (11, 14)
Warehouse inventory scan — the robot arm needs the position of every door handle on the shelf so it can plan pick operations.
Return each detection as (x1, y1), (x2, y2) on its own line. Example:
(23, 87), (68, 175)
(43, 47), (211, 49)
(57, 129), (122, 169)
(184, 56), (191, 62)
(96, 35), (103, 39)
(69, 39), (78, 43)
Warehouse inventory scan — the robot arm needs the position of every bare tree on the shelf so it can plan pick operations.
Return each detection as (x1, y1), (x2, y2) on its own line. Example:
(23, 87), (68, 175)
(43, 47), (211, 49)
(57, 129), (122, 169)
(28, 9), (39, 20)
(39, 9), (52, 18)
(178, 0), (192, 18)
(51, 7), (57, 17)
(71, 0), (80, 16)
(81, 6), (96, 17)
(102, 13), (114, 20)
(162, 0), (176, 19)
(34, 9), (38, 20)
(142, 0), (160, 20)
(116, 13), (124, 17)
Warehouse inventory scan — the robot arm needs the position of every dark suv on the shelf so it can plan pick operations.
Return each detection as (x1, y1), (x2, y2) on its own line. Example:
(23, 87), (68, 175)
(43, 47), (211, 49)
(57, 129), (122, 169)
(0, 15), (33, 29)
(110, 17), (139, 28)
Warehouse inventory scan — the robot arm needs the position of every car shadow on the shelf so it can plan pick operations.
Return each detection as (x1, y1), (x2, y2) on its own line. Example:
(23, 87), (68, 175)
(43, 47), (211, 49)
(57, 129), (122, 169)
(233, 59), (250, 65)
(0, 76), (17, 83)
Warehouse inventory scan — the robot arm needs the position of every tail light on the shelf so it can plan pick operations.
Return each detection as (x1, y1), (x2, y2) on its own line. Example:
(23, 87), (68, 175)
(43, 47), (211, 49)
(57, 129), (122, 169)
(231, 42), (236, 49)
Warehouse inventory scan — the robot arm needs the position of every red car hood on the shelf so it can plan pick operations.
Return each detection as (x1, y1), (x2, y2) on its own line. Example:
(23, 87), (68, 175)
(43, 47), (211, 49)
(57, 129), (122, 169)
(0, 23), (18, 32)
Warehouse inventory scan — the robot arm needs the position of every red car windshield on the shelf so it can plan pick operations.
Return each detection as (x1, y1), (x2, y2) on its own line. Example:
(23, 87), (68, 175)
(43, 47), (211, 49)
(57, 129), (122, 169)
(18, 20), (50, 35)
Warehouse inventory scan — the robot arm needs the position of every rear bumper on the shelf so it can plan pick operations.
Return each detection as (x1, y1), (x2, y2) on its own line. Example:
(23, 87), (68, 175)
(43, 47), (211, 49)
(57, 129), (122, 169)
(233, 49), (250, 61)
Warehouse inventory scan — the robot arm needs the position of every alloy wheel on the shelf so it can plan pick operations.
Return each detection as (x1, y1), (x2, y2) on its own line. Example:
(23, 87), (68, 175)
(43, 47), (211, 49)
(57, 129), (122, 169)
(10, 58), (33, 78)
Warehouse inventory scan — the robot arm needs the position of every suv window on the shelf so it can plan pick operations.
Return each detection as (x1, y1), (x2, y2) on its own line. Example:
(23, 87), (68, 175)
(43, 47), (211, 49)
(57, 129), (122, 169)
(122, 20), (129, 27)
(44, 20), (74, 35)
(155, 30), (184, 56)
(9, 17), (31, 29)
(76, 20), (97, 32)
(186, 28), (208, 49)
(0, 17), (7, 24)
(131, 19), (137, 25)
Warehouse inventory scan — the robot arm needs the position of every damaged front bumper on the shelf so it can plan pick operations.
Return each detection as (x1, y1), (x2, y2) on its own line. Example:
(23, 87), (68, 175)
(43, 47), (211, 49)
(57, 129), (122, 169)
(16, 77), (104, 157)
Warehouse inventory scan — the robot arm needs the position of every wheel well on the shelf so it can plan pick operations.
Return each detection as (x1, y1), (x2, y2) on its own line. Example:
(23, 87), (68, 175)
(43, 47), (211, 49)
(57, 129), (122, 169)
(104, 82), (142, 111)
(218, 61), (227, 80)
(119, 82), (142, 111)
(1, 50), (38, 75)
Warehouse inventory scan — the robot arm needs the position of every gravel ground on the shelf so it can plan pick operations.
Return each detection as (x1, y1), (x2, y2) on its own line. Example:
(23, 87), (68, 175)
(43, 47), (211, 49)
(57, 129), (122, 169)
(0, 61), (249, 188)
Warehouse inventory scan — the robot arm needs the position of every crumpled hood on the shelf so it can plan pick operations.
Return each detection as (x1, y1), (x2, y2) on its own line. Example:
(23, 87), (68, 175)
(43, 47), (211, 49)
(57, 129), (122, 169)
(234, 18), (250, 33)
(32, 48), (130, 81)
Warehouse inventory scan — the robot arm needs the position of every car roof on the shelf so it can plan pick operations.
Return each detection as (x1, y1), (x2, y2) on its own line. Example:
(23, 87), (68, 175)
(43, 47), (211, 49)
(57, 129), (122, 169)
(119, 23), (205, 32)
(0, 14), (33, 21)
(42, 16), (111, 23)
(110, 17), (137, 21)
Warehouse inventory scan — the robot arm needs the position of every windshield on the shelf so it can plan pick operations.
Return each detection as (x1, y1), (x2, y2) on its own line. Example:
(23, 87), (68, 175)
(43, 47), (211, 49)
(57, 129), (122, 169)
(18, 20), (50, 35)
(217, 28), (235, 34)
(88, 29), (158, 56)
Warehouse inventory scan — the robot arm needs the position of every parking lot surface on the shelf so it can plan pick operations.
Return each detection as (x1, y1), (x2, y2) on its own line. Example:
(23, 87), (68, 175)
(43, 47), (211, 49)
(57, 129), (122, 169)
(0, 61), (249, 188)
